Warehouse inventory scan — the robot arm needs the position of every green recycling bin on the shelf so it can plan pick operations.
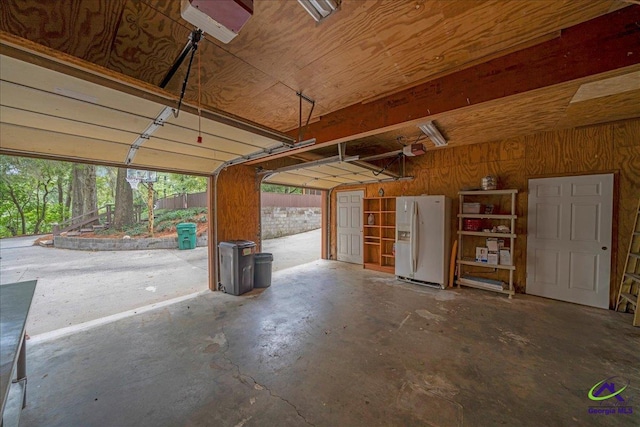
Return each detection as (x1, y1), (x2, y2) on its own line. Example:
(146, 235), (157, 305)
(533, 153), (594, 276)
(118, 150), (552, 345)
(177, 222), (197, 250)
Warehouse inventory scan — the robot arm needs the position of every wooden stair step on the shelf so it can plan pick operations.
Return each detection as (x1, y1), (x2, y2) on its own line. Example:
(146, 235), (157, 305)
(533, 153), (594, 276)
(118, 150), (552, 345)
(624, 272), (640, 282)
(79, 228), (93, 233)
(619, 292), (638, 306)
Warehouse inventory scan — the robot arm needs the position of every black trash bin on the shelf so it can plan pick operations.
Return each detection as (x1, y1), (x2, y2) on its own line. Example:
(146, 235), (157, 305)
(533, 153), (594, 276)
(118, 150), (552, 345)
(218, 240), (256, 295)
(253, 253), (273, 288)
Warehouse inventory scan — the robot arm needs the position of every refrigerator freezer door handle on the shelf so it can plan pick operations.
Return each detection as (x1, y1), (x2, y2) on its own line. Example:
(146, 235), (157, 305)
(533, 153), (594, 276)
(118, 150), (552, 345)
(410, 201), (418, 273)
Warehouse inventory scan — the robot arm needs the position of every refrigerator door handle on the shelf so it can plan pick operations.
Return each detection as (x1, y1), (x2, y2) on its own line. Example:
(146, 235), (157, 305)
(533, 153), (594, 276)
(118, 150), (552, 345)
(410, 201), (418, 273)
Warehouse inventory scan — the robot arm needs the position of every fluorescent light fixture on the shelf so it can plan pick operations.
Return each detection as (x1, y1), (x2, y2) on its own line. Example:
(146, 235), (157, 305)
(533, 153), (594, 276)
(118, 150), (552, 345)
(180, 0), (253, 44)
(125, 107), (174, 165)
(297, 0), (340, 22)
(418, 121), (448, 147)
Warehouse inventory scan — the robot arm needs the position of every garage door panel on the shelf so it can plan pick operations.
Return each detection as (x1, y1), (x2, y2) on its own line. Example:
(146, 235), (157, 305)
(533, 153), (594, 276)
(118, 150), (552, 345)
(0, 123), (128, 163)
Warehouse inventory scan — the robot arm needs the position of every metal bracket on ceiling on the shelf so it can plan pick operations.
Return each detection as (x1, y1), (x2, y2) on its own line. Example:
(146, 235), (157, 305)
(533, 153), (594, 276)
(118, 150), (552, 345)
(296, 91), (315, 144)
(338, 143), (346, 162)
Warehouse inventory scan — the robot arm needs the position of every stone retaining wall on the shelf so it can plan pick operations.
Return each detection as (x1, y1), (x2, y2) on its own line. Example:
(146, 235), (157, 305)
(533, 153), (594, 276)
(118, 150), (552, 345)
(261, 207), (321, 239)
(54, 235), (208, 251)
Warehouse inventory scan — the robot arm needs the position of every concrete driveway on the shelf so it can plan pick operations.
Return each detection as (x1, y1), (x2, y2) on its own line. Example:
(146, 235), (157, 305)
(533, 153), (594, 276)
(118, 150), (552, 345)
(0, 229), (320, 336)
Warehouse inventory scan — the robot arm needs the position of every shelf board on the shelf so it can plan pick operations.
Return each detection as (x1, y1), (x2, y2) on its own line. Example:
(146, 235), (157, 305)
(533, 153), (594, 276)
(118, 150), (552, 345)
(380, 226), (395, 229)
(381, 237), (395, 241)
(364, 236), (380, 240)
(624, 273), (640, 282)
(364, 263), (394, 274)
(620, 292), (638, 306)
(456, 278), (514, 296)
(363, 225), (379, 228)
(364, 242), (380, 246)
(380, 210), (395, 213)
(458, 214), (517, 219)
(629, 253), (640, 259)
(458, 230), (516, 238)
(364, 211), (380, 214)
(458, 259), (515, 270)
(458, 189), (518, 195)
(382, 254), (395, 258)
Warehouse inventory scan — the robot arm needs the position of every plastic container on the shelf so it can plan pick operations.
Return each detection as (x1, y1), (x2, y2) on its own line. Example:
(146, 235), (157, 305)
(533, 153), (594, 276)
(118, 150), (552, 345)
(253, 253), (274, 288)
(463, 219), (483, 231)
(176, 223), (197, 250)
(463, 203), (482, 214)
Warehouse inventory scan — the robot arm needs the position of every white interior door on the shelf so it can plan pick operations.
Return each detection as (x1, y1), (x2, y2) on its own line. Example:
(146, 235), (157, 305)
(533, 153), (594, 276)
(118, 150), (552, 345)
(527, 174), (613, 308)
(336, 190), (363, 264)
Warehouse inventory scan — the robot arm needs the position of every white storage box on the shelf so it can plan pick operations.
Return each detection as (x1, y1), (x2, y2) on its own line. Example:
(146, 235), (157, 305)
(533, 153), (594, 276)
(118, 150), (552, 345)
(475, 247), (488, 262)
(463, 203), (482, 214)
(486, 238), (505, 252)
(499, 249), (512, 265)
(487, 251), (499, 265)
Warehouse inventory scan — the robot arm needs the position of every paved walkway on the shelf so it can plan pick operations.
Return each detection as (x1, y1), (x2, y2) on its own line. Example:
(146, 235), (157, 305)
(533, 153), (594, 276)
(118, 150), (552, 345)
(0, 229), (320, 336)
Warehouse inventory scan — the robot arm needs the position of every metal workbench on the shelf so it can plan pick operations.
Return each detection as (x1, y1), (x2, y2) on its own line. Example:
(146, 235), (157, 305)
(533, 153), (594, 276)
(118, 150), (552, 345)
(1, 280), (37, 426)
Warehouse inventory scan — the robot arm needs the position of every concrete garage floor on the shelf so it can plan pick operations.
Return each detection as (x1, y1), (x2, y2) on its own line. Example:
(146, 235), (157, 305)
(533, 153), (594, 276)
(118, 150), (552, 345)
(21, 261), (640, 427)
(0, 230), (320, 336)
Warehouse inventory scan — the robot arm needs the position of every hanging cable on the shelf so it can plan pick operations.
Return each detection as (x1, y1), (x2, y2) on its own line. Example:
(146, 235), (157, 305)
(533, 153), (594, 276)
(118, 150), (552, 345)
(373, 153), (403, 176)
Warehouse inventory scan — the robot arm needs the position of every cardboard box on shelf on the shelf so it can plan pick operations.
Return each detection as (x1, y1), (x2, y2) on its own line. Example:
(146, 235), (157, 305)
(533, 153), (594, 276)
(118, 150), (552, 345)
(486, 238), (504, 252)
(499, 249), (512, 265)
(487, 251), (499, 265)
(475, 247), (488, 263)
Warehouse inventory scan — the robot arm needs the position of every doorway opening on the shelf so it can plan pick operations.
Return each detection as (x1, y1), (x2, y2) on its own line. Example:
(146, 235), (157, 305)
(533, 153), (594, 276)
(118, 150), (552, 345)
(260, 184), (322, 272)
(0, 155), (210, 337)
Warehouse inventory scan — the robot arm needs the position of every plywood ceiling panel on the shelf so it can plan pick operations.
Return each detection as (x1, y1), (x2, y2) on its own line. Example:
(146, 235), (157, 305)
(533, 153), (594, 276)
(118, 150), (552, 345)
(0, 0), (625, 131)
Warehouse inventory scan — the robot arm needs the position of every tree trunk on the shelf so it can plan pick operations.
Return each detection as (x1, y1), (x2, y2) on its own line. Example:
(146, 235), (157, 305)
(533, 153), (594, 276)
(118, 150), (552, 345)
(113, 167), (134, 228)
(84, 165), (98, 224)
(72, 164), (98, 225)
(72, 164), (84, 221)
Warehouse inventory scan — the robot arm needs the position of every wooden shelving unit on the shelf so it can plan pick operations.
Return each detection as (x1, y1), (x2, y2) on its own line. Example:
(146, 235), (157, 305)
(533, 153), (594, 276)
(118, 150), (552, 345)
(363, 197), (396, 274)
(456, 189), (518, 297)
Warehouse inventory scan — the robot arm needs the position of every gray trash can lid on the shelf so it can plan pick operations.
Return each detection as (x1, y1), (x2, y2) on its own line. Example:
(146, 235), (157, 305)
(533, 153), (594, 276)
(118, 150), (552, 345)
(255, 253), (273, 262)
(219, 240), (256, 248)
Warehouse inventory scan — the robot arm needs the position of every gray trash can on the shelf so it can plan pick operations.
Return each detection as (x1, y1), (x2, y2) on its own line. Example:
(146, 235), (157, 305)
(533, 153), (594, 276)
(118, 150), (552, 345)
(254, 253), (273, 288)
(218, 240), (256, 295)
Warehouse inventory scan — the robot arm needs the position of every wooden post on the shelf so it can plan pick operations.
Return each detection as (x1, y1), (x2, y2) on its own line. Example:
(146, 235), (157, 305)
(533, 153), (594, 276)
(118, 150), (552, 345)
(148, 182), (154, 236)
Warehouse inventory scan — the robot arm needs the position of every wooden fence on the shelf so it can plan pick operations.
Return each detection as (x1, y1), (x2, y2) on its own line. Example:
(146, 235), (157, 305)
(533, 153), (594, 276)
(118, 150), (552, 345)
(156, 192), (209, 210)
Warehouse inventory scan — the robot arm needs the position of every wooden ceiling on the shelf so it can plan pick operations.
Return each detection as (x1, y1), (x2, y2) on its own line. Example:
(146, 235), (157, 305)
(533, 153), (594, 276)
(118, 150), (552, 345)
(1, 0), (639, 178)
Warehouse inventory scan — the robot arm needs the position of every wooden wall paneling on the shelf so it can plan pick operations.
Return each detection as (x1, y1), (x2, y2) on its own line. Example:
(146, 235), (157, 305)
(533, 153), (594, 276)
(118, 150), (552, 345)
(0, 0), (126, 66)
(216, 165), (260, 245)
(613, 120), (640, 305)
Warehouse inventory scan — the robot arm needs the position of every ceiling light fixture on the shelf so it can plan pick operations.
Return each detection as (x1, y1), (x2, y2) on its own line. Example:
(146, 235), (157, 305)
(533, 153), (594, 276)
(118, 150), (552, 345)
(297, 0), (340, 22)
(418, 121), (448, 147)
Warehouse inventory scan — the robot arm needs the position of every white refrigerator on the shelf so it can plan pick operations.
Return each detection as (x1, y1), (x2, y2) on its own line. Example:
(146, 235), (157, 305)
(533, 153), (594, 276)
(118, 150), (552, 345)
(395, 195), (451, 288)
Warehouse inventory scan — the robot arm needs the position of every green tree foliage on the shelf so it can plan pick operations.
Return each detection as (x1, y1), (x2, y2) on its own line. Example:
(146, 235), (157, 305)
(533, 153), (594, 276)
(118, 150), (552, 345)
(0, 156), (208, 237)
(1, 156), (71, 236)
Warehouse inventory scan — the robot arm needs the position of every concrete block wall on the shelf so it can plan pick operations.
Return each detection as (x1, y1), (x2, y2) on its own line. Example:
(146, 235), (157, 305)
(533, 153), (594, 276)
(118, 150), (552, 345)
(261, 207), (321, 239)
